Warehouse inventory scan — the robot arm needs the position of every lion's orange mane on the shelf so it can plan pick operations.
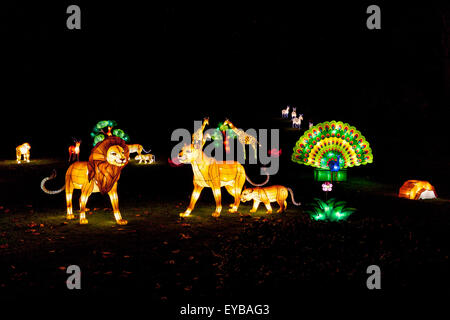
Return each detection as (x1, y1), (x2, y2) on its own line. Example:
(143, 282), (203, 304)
(87, 137), (129, 194)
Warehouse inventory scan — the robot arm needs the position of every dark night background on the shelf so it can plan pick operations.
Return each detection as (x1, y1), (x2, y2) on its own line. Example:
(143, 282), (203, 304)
(2, 1), (449, 168)
(1, 0), (449, 314)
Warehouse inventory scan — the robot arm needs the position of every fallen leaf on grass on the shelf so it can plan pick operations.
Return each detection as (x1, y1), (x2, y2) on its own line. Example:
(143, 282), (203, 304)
(180, 233), (192, 240)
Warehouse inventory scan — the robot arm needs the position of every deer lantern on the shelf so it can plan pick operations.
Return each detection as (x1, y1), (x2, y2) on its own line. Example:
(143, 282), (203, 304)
(68, 139), (81, 162)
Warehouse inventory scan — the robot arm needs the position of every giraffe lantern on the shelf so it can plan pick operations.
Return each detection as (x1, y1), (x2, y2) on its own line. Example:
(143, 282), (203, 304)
(223, 119), (260, 160)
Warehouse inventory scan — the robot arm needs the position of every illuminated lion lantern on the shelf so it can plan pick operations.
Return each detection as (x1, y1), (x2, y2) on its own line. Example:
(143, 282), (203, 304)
(41, 137), (130, 225)
(16, 143), (31, 163)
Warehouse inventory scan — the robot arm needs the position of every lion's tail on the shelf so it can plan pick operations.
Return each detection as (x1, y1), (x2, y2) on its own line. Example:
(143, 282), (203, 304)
(246, 169), (270, 187)
(41, 169), (65, 195)
(286, 187), (301, 206)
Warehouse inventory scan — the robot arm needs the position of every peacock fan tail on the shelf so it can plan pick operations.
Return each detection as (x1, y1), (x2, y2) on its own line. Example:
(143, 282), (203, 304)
(291, 120), (373, 169)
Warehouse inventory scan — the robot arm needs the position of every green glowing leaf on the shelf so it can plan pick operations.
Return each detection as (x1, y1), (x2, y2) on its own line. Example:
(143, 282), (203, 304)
(93, 134), (105, 146)
(305, 198), (356, 222)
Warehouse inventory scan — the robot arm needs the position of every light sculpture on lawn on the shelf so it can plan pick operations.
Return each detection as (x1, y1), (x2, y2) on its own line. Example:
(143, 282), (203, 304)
(292, 120), (373, 182)
(41, 137), (130, 225)
(16, 143), (31, 163)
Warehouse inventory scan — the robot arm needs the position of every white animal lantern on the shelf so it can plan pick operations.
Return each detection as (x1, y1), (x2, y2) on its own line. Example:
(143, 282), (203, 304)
(281, 105), (290, 118)
(135, 154), (155, 164)
(291, 107), (297, 119)
(292, 114), (303, 129)
(16, 143), (31, 163)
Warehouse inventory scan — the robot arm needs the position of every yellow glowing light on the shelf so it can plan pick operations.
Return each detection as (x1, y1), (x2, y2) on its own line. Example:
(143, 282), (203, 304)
(192, 117), (210, 149)
(135, 154), (155, 164)
(223, 119), (260, 160)
(398, 180), (437, 200)
(127, 144), (144, 156)
(41, 137), (130, 225)
(16, 143), (31, 163)
(178, 144), (246, 218)
(240, 185), (301, 214)
(178, 119), (268, 218)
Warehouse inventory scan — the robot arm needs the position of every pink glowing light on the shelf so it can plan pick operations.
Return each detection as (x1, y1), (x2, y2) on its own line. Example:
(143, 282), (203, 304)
(268, 148), (282, 157)
(168, 157), (183, 167)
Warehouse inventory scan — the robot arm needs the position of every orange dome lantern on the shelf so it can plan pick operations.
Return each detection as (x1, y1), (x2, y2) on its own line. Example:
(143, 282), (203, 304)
(398, 180), (437, 200)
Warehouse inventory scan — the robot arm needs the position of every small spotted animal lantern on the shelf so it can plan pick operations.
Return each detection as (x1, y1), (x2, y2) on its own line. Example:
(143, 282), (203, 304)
(398, 180), (437, 200)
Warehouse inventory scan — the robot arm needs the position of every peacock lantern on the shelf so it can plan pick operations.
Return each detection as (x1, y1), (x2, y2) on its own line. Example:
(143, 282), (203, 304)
(291, 121), (373, 181)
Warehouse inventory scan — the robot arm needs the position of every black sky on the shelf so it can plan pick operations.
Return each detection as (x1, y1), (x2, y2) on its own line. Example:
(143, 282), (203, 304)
(1, 2), (449, 163)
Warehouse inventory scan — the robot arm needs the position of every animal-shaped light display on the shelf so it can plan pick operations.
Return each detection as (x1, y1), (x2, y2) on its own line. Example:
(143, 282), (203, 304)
(68, 139), (81, 162)
(281, 105), (290, 118)
(135, 153), (155, 164)
(177, 144), (269, 218)
(291, 121), (373, 174)
(241, 185), (301, 214)
(41, 137), (130, 225)
(223, 119), (260, 160)
(127, 144), (152, 157)
(192, 117), (210, 149)
(16, 143), (31, 163)
(309, 120), (314, 129)
(292, 114), (303, 129)
(291, 107), (297, 119)
(398, 180), (437, 200)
